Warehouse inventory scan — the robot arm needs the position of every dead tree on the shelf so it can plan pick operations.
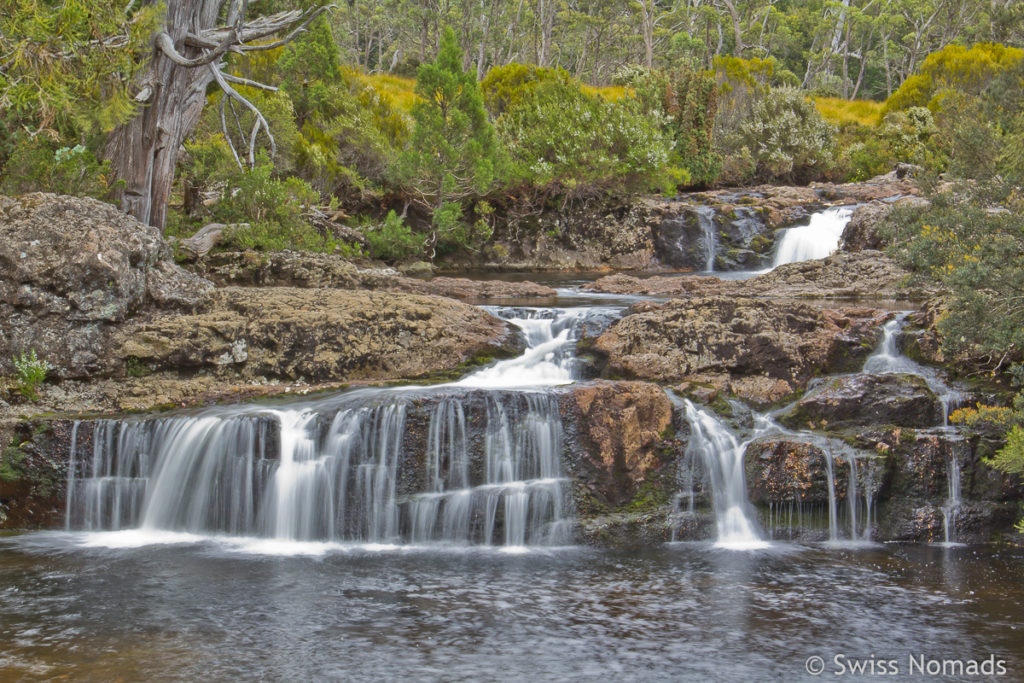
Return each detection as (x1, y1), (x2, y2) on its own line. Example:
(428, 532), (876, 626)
(104, 0), (330, 231)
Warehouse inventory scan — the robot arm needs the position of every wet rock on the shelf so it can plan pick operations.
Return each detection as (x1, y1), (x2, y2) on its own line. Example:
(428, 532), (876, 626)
(491, 201), (656, 271)
(575, 508), (712, 547)
(559, 381), (675, 509)
(650, 203), (774, 271)
(779, 373), (944, 430)
(118, 287), (520, 382)
(746, 438), (835, 505)
(0, 194), (213, 378)
(583, 250), (919, 300)
(591, 298), (885, 403)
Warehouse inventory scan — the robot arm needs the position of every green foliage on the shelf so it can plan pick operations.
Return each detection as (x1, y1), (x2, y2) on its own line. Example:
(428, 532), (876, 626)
(497, 77), (671, 201)
(364, 210), (422, 261)
(623, 67), (720, 187)
(12, 349), (51, 402)
(203, 161), (344, 253)
(277, 16), (343, 125)
(0, 139), (121, 199)
(0, 0), (158, 139)
(393, 27), (499, 256)
(720, 86), (836, 184)
(884, 43), (1024, 113)
(480, 63), (570, 116)
(885, 183), (1024, 371)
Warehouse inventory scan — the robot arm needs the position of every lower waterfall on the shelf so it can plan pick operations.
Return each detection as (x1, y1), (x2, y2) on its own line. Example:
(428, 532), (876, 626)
(64, 308), (595, 547)
(678, 398), (773, 549)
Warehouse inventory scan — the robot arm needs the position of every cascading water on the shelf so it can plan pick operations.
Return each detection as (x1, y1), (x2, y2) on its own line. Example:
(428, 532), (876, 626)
(678, 398), (770, 549)
(64, 307), (610, 548)
(863, 314), (963, 424)
(942, 451), (962, 545)
(695, 205), (718, 272)
(772, 206), (854, 267)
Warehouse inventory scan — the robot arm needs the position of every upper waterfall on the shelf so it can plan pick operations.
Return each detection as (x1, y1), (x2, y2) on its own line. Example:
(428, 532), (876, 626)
(772, 206), (854, 267)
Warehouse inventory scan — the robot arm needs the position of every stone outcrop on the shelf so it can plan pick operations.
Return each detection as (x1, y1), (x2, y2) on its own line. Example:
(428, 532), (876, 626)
(583, 250), (920, 300)
(198, 250), (557, 300)
(560, 381), (675, 509)
(591, 298), (886, 403)
(0, 193), (213, 378)
(779, 373), (944, 430)
(839, 197), (931, 252)
(118, 287), (520, 382)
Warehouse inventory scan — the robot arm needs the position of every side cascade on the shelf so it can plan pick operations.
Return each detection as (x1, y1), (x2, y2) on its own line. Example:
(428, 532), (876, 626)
(63, 307), (611, 548)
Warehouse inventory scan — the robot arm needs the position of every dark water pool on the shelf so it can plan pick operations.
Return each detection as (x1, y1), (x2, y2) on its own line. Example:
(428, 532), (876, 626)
(2, 534), (1023, 681)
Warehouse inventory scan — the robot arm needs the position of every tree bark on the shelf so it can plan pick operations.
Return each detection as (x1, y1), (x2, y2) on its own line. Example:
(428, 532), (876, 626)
(103, 0), (327, 232)
(105, 0), (220, 231)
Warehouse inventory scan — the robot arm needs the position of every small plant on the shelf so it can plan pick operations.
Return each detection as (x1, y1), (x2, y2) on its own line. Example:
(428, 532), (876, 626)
(12, 349), (51, 402)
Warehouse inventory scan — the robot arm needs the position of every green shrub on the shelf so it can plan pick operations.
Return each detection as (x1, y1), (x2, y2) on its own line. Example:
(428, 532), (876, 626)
(12, 349), (51, 402)
(364, 210), (422, 262)
(0, 139), (121, 199)
(480, 63), (570, 116)
(721, 86), (836, 184)
(621, 67), (720, 187)
(884, 43), (1024, 114)
(497, 78), (671, 200)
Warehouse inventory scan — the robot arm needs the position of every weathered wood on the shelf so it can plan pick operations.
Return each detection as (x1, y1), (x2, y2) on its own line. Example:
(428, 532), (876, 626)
(103, 0), (329, 232)
(174, 222), (248, 259)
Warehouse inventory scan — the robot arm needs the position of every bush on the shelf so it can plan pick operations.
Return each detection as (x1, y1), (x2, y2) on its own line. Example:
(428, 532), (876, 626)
(480, 63), (570, 116)
(621, 67), (719, 186)
(363, 210), (422, 262)
(12, 349), (51, 402)
(720, 86), (836, 184)
(884, 43), (1024, 114)
(0, 139), (120, 199)
(497, 78), (672, 201)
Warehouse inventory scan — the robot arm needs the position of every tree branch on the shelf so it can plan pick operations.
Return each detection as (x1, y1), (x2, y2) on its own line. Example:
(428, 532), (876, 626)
(208, 63), (276, 166)
(154, 30), (236, 68)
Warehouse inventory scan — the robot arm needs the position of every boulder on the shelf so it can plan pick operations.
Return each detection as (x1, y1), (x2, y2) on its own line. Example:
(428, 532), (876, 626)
(118, 287), (520, 382)
(650, 203), (775, 271)
(779, 373), (944, 430)
(560, 381), (675, 510)
(0, 194), (213, 378)
(839, 197), (930, 252)
(591, 298), (885, 403)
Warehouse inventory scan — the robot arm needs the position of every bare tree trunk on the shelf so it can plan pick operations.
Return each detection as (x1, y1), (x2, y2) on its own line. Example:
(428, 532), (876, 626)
(104, 0), (219, 231)
(103, 0), (328, 232)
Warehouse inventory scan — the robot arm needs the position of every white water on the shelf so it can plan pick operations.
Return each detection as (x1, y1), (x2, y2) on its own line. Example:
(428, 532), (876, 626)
(64, 306), (623, 547)
(942, 451), (963, 545)
(696, 205), (717, 272)
(772, 206), (854, 267)
(863, 315), (964, 425)
(679, 399), (772, 549)
(454, 307), (594, 388)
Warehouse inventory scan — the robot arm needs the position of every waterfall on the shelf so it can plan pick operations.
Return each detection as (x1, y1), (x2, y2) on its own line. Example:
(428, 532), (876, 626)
(62, 305), (608, 548)
(941, 452), (962, 545)
(696, 205), (717, 272)
(680, 399), (768, 549)
(863, 314), (964, 425)
(772, 207), (854, 267)
(824, 452), (839, 542)
(66, 391), (570, 546)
